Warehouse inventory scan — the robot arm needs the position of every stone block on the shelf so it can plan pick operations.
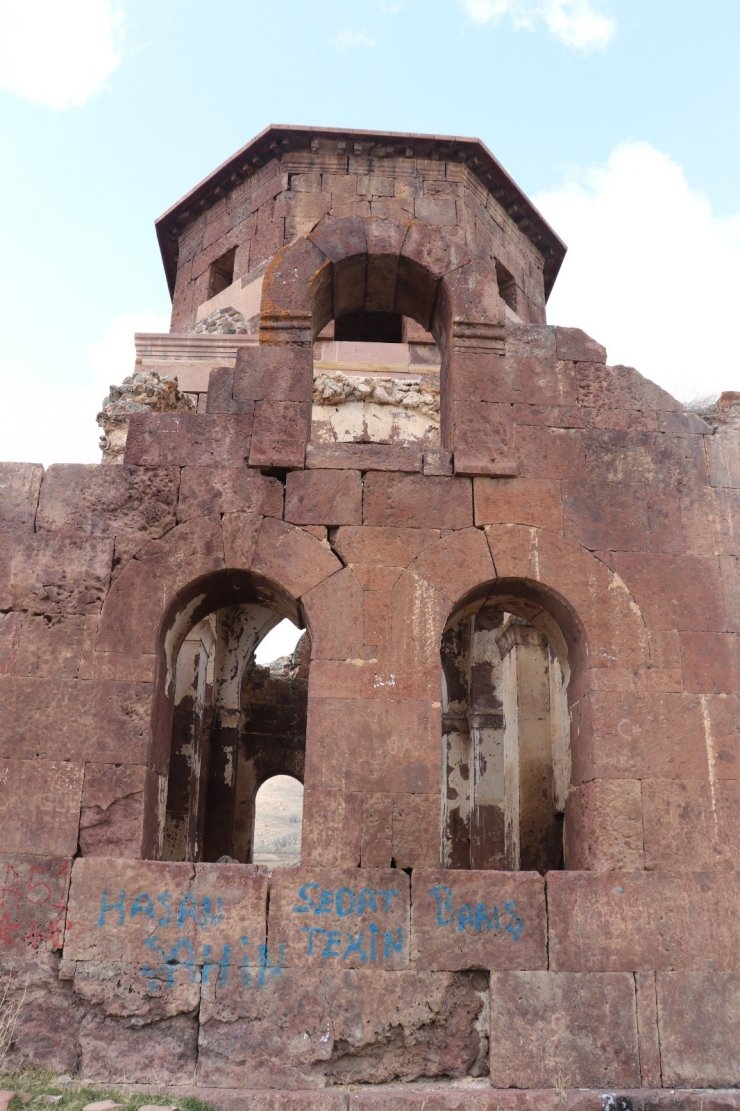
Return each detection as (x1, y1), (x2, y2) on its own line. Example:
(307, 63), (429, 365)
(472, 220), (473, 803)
(548, 871), (740, 972)
(13, 614), (86, 677)
(0, 760), (83, 855)
(679, 630), (739, 693)
(423, 448), (453, 476)
(79, 763), (154, 857)
(707, 427), (740, 488)
(564, 780), (645, 870)
(576, 362), (681, 412)
(233, 344), (313, 404)
(251, 517), (341, 599)
(267, 868), (409, 969)
(391, 793), (440, 869)
(78, 1011), (198, 1084)
(301, 788), (363, 867)
(0, 529), (112, 615)
(555, 327), (606, 363)
(411, 871), (546, 971)
(0, 462), (43, 530)
(642, 778), (739, 870)
(37, 465), (179, 551)
(514, 426), (585, 480)
(0, 855), (71, 954)
(0, 611), (21, 675)
(359, 792), (393, 867)
(305, 442), (423, 472)
(474, 477), (563, 532)
(197, 968), (485, 1088)
(363, 473), (473, 529)
(177, 467), (282, 521)
(583, 429), (707, 487)
(1, 955), (81, 1073)
(123, 412), (254, 467)
(657, 971), (740, 1087)
(562, 481), (649, 551)
(285, 469), (362, 526)
(64, 857), (268, 966)
(408, 527), (494, 605)
(221, 510), (264, 568)
(332, 525), (440, 567)
(0, 677), (151, 763)
(249, 400), (310, 468)
(301, 567), (364, 660)
(489, 972), (640, 1088)
(305, 696), (439, 794)
(615, 552), (724, 632)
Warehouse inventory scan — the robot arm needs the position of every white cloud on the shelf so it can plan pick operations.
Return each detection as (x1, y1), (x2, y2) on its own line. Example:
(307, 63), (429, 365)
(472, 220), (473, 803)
(380, 1), (403, 12)
(0, 0), (124, 109)
(332, 29), (376, 50)
(461, 0), (615, 51)
(534, 141), (740, 404)
(0, 309), (169, 467)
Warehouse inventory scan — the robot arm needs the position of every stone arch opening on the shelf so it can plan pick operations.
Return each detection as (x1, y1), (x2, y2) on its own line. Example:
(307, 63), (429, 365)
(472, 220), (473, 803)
(147, 569), (310, 864)
(441, 578), (584, 873)
(252, 775), (304, 867)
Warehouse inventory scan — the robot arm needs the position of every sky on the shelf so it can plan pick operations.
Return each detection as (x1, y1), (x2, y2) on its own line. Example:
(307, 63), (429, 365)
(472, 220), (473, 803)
(1, 0), (739, 467)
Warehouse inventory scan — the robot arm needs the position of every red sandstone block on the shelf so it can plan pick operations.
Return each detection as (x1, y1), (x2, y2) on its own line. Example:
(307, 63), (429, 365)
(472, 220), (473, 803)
(360, 792), (393, 868)
(707, 427), (740, 488)
(285, 469), (361, 526)
(0, 462), (43, 530)
(197, 967), (484, 1088)
(391, 794), (440, 869)
(332, 524), (440, 567)
(251, 517), (341, 599)
(64, 857), (268, 964)
(411, 871), (546, 972)
(635, 971), (662, 1087)
(37, 464), (179, 545)
(474, 477), (563, 532)
(301, 567), (364, 660)
(177, 467), (282, 521)
(657, 972), (740, 1087)
(0, 854), (71, 955)
(489, 972), (640, 1088)
(248, 400), (309, 469)
(511, 402), (584, 428)
(268, 868), (409, 970)
(514, 426), (585, 480)
(233, 344), (313, 404)
(576, 362), (680, 412)
(221, 510), (264, 568)
(0, 759), (83, 855)
(77, 1010), (198, 1085)
(423, 448), (453, 476)
(0, 611), (21, 674)
(548, 871), (740, 972)
(555, 327), (606, 363)
(79, 763), (153, 857)
(305, 442), (423, 472)
(680, 630), (739, 693)
(124, 412), (254, 467)
(583, 428), (707, 486)
(408, 526), (494, 605)
(564, 780), (645, 869)
(615, 552), (724, 632)
(305, 696), (439, 795)
(205, 366), (250, 415)
(13, 614), (86, 678)
(506, 322), (557, 361)
(0, 677), (152, 763)
(642, 778), (739, 870)
(0, 529), (113, 615)
(300, 788), (363, 867)
(363, 472), (473, 529)
(307, 659), (375, 700)
(562, 481), (649, 551)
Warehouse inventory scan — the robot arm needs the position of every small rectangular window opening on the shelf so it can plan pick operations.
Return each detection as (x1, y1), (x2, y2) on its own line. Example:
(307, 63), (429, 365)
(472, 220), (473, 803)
(208, 247), (237, 299)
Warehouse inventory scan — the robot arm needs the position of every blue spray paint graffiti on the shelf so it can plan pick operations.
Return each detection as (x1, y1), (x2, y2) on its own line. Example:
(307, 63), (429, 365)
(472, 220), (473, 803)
(428, 883), (525, 940)
(292, 883), (406, 962)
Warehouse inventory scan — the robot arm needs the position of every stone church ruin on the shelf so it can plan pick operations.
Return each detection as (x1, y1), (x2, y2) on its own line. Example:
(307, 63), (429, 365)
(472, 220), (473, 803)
(1, 125), (738, 1108)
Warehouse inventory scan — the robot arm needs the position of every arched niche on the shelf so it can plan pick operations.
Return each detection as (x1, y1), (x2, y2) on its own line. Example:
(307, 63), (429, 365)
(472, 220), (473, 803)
(441, 578), (585, 873)
(252, 774), (304, 867)
(146, 569), (310, 863)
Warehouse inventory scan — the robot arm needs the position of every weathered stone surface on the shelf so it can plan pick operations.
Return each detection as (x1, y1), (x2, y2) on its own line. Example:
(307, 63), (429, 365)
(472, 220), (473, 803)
(13, 613), (86, 677)
(268, 868), (409, 969)
(0, 462), (43, 530)
(285, 469), (362, 526)
(65, 858), (268, 965)
(97, 369), (196, 463)
(0, 760), (83, 855)
(124, 412), (253, 467)
(306, 442), (423, 472)
(474, 477), (563, 531)
(562, 481), (649, 551)
(0, 855), (71, 954)
(197, 969), (485, 1088)
(408, 527), (494, 605)
(301, 788), (363, 868)
(576, 362), (681, 412)
(363, 473), (473, 529)
(634, 971), (662, 1087)
(301, 568), (364, 660)
(0, 530), (112, 614)
(249, 401), (310, 468)
(178, 466), (282, 521)
(0, 677), (151, 763)
(79, 764), (154, 857)
(657, 971), (740, 1087)
(332, 525), (439, 567)
(37, 465), (179, 552)
(679, 629), (739, 693)
(411, 871), (546, 971)
(351, 1092), (740, 1110)
(78, 1011), (198, 1084)
(489, 972), (640, 1088)
(641, 778), (739, 870)
(0, 953), (81, 1072)
(584, 429), (707, 487)
(555, 327), (606, 363)
(564, 781), (645, 870)
(251, 517), (340, 599)
(391, 793), (440, 870)
(233, 343), (313, 403)
(548, 871), (740, 971)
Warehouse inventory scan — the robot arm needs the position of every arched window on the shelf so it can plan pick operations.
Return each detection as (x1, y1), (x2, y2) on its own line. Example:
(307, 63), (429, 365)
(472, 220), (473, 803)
(252, 775), (304, 867)
(151, 573), (309, 864)
(441, 585), (575, 872)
